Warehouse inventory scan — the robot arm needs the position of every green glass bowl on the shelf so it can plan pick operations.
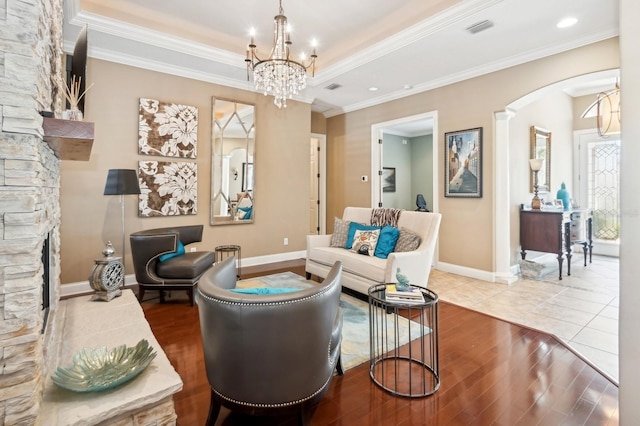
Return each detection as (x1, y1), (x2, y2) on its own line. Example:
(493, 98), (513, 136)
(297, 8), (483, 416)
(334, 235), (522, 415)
(52, 339), (157, 392)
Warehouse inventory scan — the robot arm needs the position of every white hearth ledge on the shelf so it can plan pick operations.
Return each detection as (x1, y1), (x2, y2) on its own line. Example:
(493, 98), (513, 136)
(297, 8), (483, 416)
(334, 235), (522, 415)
(39, 290), (183, 425)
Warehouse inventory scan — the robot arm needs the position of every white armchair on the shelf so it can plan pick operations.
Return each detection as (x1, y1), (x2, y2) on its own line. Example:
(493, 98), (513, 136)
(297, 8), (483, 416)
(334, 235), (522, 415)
(306, 207), (441, 296)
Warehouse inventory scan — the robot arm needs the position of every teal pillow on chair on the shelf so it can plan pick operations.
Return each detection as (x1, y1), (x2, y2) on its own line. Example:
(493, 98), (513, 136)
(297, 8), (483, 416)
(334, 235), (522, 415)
(345, 223), (381, 249)
(158, 240), (185, 262)
(374, 226), (400, 258)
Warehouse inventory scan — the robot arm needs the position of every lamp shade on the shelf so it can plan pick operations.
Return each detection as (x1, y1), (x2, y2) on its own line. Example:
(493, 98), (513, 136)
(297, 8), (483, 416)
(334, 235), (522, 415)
(529, 159), (544, 172)
(104, 169), (141, 195)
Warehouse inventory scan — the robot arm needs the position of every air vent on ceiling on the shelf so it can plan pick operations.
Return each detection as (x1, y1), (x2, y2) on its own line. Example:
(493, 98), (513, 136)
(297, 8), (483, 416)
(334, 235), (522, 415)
(324, 83), (342, 90)
(466, 20), (494, 34)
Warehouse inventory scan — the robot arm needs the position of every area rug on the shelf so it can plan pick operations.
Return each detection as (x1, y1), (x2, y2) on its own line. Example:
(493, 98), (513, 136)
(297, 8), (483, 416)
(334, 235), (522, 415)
(237, 272), (428, 370)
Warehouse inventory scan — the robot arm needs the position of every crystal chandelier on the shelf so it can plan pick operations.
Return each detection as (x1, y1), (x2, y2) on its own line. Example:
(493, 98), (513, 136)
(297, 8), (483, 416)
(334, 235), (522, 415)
(245, 0), (317, 108)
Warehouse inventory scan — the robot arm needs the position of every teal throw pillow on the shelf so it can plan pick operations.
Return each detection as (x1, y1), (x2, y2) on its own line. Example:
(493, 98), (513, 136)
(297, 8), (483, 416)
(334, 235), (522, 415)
(345, 222), (381, 249)
(238, 206), (252, 219)
(230, 287), (301, 295)
(374, 226), (400, 259)
(158, 240), (185, 262)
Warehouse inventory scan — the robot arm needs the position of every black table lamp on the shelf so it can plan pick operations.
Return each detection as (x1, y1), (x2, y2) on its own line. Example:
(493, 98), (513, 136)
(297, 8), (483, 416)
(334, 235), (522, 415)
(104, 169), (141, 286)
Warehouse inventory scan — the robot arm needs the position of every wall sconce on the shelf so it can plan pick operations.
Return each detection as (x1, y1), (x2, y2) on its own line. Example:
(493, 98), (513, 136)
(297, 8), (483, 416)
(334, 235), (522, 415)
(529, 159), (543, 210)
(231, 167), (238, 180)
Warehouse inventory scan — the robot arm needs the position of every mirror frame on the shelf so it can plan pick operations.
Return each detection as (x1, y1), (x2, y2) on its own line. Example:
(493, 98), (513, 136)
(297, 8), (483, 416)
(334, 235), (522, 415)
(210, 97), (255, 225)
(530, 126), (551, 193)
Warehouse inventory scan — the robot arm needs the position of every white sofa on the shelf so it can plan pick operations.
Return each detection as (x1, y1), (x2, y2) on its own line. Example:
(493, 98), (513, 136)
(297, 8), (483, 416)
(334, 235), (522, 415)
(306, 207), (442, 296)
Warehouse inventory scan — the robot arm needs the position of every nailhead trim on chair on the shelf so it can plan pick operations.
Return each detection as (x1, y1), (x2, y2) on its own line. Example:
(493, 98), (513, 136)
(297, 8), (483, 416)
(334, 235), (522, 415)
(198, 281), (334, 307)
(213, 374), (333, 408)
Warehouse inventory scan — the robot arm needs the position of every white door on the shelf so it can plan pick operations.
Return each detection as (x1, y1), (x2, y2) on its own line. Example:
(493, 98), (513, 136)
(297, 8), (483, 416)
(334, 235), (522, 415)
(575, 130), (621, 256)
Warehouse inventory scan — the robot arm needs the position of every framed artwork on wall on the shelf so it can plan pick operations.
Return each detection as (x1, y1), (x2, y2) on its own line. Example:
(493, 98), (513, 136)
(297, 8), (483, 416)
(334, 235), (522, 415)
(138, 161), (197, 216)
(138, 98), (198, 158)
(382, 167), (396, 192)
(444, 127), (482, 198)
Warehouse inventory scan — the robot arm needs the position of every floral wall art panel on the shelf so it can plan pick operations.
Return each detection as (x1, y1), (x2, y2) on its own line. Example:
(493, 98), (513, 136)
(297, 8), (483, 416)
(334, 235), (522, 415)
(138, 98), (198, 158)
(138, 161), (198, 217)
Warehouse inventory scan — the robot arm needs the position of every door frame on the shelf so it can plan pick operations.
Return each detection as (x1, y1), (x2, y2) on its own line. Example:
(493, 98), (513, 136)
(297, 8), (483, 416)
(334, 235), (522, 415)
(370, 111), (439, 214)
(311, 133), (327, 235)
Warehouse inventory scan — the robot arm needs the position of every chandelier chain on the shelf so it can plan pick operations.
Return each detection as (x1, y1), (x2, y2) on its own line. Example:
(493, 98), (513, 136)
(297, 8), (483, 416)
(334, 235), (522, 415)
(245, 0), (317, 108)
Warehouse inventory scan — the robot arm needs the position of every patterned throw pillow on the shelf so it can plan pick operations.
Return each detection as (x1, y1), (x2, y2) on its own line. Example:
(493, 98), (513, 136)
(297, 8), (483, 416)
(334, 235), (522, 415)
(234, 209), (247, 221)
(350, 229), (380, 256)
(330, 217), (351, 247)
(345, 222), (380, 249)
(394, 228), (421, 252)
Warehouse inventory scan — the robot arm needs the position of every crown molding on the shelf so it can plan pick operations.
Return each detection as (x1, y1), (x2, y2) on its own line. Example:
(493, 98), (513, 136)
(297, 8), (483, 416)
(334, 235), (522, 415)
(310, 0), (504, 87)
(87, 45), (314, 105)
(63, 0), (618, 118)
(322, 30), (619, 118)
(66, 8), (244, 68)
(88, 44), (249, 90)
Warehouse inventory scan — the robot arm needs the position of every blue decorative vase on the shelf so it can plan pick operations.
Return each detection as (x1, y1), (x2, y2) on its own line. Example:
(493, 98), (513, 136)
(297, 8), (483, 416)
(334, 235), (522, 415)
(556, 182), (571, 211)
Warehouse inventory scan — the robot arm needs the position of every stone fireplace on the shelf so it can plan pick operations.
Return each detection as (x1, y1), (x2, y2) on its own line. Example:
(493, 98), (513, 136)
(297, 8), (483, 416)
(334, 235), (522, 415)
(0, 0), (65, 423)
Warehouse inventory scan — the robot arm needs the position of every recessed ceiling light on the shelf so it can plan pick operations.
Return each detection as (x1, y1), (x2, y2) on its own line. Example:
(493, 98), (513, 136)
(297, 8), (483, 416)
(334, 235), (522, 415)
(403, 84), (413, 90)
(369, 87), (379, 92)
(557, 17), (578, 28)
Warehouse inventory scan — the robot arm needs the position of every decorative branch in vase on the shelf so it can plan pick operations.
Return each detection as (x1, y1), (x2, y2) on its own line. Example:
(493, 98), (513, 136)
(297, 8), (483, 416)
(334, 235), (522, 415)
(58, 75), (94, 121)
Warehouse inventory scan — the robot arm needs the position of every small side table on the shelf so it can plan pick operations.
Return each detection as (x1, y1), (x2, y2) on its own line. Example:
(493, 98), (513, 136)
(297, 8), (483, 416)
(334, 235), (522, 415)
(368, 284), (440, 398)
(214, 245), (241, 278)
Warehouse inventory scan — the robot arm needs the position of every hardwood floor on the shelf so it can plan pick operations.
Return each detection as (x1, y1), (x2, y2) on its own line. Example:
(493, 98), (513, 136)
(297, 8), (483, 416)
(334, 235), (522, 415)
(141, 261), (619, 425)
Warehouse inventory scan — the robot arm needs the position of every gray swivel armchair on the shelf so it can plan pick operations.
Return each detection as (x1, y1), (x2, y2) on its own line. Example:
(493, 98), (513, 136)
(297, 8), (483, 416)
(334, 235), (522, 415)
(130, 225), (215, 306)
(197, 257), (344, 425)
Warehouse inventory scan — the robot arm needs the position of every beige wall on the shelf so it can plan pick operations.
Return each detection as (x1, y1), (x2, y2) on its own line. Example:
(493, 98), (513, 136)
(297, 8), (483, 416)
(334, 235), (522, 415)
(508, 89), (574, 265)
(59, 38), (620, 283)
(311, 111), (327, 134)
(60, 59), (311, 284)
(573, 94), (599, 131)
(326, 37), (619, 273)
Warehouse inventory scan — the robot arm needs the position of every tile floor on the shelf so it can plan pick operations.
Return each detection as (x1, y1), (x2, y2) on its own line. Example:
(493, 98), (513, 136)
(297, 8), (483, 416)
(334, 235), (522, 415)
(428, 254), (619, 383)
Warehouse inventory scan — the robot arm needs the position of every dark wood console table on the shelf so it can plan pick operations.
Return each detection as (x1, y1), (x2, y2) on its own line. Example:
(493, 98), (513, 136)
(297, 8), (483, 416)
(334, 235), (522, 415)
(520, 208), (592, 280)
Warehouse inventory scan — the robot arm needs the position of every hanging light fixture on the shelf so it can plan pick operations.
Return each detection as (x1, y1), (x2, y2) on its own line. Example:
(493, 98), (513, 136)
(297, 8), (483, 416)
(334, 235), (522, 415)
(595, 81), (621, 137)
(245, 0), (317, 108)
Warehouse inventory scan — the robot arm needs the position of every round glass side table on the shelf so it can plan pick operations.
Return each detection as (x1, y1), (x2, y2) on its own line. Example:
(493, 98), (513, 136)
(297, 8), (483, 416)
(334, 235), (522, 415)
(214, 245), (241, 278)
(368, 283), (440, 398)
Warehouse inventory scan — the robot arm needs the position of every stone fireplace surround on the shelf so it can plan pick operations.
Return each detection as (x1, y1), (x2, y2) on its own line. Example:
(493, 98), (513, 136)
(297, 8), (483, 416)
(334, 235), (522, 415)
(1, 0), (64, 422)
(1, 1), (181, 424)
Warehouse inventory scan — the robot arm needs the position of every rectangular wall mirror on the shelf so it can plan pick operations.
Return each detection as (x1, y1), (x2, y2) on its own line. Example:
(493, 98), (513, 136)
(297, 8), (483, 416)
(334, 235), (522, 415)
(530, 126), (551, 193)
(210, 98), (255, 225)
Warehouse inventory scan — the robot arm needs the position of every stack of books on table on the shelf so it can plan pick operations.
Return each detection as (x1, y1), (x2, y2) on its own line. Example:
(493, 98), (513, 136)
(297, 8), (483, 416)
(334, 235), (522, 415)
(385, 284), (425, 304)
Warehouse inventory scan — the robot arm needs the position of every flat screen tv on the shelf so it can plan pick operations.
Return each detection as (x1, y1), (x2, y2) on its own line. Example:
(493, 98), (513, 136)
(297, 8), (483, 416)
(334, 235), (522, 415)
(70, 25), (88, 113)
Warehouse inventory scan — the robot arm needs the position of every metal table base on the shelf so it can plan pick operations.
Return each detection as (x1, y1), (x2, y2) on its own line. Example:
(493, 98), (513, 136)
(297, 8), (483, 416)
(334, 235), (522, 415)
(368, 284), (440, 398)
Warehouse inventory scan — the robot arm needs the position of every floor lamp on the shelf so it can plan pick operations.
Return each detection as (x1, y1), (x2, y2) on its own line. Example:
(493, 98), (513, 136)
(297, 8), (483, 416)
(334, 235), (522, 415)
(104, 169), (141, 288)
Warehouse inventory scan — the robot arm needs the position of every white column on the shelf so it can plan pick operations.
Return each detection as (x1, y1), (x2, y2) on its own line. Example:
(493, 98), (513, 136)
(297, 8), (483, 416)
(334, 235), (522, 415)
(619, 0), (640, 421)
(494, 110), (518, 284)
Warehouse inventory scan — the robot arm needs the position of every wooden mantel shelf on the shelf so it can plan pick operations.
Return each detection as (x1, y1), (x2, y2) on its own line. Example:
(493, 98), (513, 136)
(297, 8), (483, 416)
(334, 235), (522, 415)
(42, 117), (94, 161)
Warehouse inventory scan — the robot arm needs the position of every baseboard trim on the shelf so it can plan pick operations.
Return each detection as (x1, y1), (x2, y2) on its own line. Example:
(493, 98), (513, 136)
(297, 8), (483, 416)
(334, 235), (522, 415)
(61, 250), (308, 298)
(436, 262), (514, 284)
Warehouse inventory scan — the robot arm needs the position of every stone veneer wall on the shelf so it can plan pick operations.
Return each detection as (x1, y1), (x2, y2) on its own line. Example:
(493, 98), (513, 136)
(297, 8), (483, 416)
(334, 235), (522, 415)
(0, 0), (64, 424)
